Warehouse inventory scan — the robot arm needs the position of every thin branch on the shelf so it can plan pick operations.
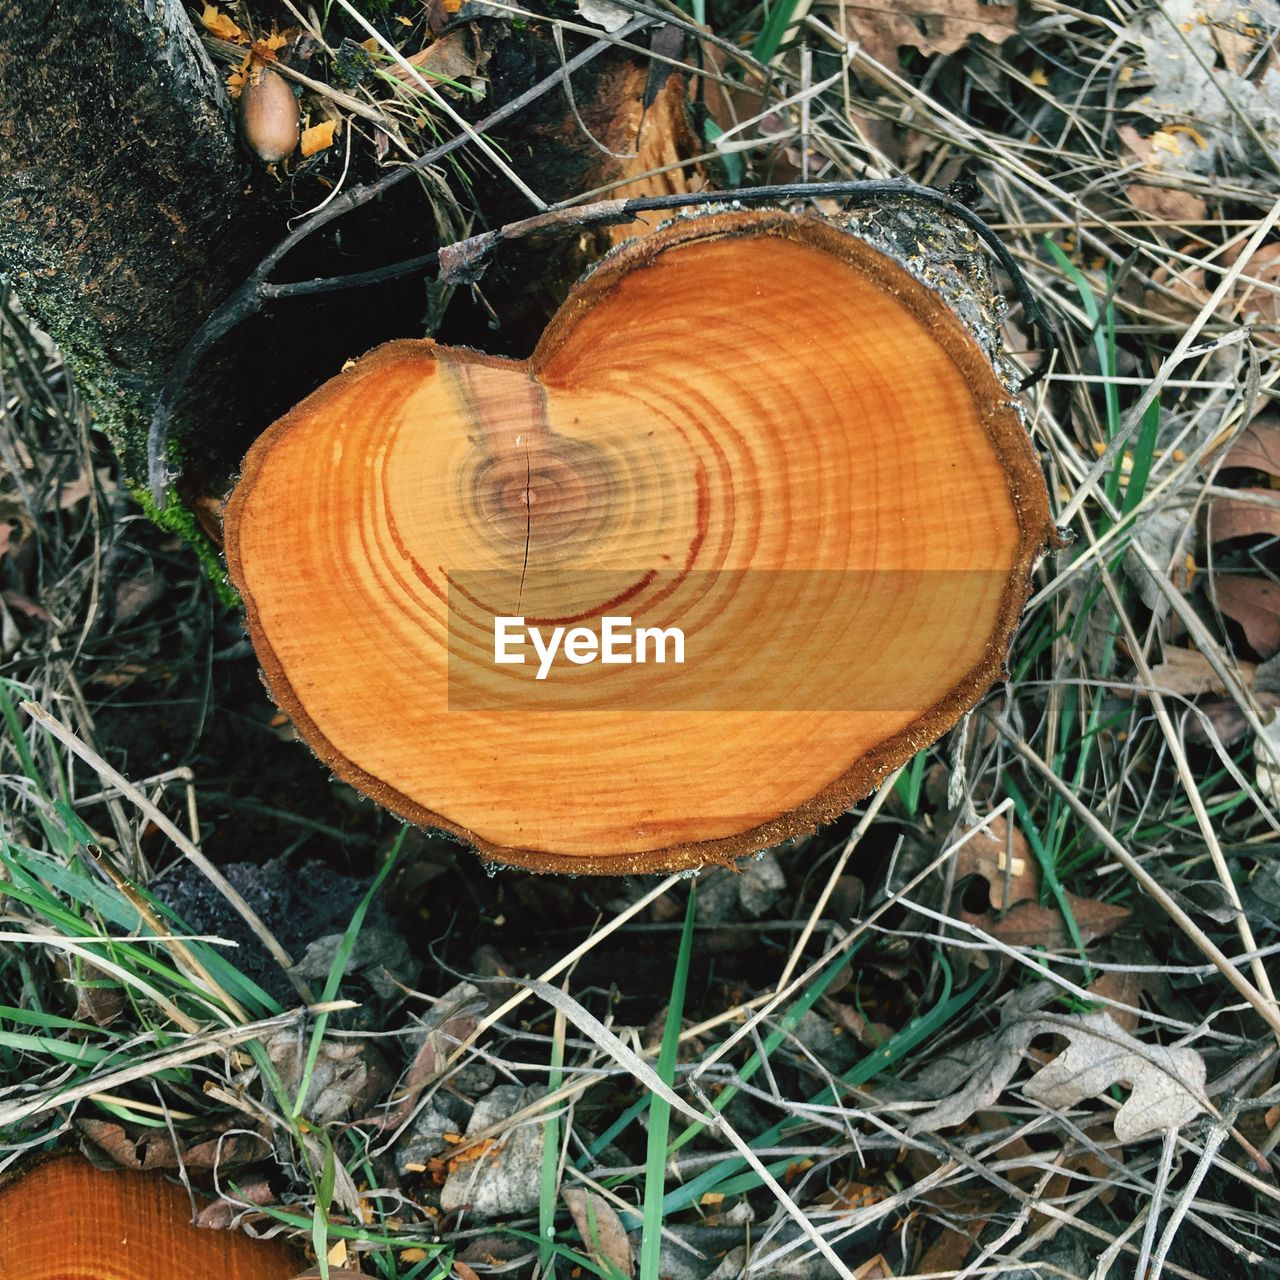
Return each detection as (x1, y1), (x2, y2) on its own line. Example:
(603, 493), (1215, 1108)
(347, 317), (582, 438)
(145, 16), (655, 501)
(149, 172), (1056, 502)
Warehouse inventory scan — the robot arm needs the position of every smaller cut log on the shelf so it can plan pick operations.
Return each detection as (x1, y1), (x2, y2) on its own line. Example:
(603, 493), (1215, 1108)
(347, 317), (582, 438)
(0, 1155), (301, 1280)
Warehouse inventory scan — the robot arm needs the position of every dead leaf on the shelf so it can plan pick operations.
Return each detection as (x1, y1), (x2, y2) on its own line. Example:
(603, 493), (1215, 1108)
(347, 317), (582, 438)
(906, 994), (1206, 1142)
(390, 28), (486, 91)
(1190, 690), (1280, 746)
(46, 465), (114, 514)
(1023, 1012), (1207, 1141)
(1211, 16), (1258, 75)
(827, 0), (1019, 67)
(1036, 1142), (1117, 1231)
(1125, 503), (1197, 612)
(1151, 865), (1240, 924)
(300, 119), (338, 157)
(1232, 242), (1280, 334)
(372, 983), (487, 1131)
(54, 954), (123, 1028)
(1, 591), (51, 625)
(195, 1179), (275, 1228)
(825, 997), (895, 1049)
(1144, 255), (1211, 323)
(1214, 575), (1280, 657)
(961, 891), (1129, 955)
(113, 566), (165, 626)
(1224, 419), (1280, 476)
(1087, 969), (1146, 1034)
(1208, 490), (1280, 542)
(265, 1027), (390, 1125)
(577, 0), (631, 30)
(86, 662), (150, 690)
(914, 1224), (980, 1274)
(1117, 123), (1156, 162)
(907, 1018), (1035, 1136)
(954, 815), (1037, 910)
(906, 983), (1055, 1135)
(79, 1119), (270, 1170)
(563, 1188), (634, 1277)
(201, 4), (243, 40)
(1149, 645), (1256, 696)
(1126, 182), (1209, 224)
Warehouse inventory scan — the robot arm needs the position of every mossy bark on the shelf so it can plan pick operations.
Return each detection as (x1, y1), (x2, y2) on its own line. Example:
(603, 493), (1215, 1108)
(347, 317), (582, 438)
(0, 0), (260, 488)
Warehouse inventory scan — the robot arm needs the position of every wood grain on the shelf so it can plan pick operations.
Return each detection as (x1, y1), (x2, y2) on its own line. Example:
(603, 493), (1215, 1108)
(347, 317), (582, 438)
(0, 1156), (301, 1280)
(226, 209), (1054, 873)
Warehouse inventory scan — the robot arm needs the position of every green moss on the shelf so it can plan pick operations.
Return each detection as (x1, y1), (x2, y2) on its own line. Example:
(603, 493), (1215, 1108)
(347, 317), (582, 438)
(132, 484), (240, 609)
(2, 265), (239, 608)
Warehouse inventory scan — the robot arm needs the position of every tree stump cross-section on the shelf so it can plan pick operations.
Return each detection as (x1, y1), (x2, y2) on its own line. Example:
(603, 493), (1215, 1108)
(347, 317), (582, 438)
(226, 208), (1055, 874)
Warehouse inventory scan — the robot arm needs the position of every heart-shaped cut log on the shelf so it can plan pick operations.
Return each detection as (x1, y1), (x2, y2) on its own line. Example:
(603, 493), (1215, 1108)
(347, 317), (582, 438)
(226, 209), (1053, 874)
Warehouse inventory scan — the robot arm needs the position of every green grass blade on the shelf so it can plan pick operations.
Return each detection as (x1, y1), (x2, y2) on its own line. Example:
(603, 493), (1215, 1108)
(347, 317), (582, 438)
(1003, 778), (1091, 978)
(1121, 395), (1162, 518)
(292, 828), (406, 1119)
(668, 942), (857, 1156)
(753, 0), (804, 63)
(312, 1134), (337, 1280)
(539, 1001), (567, 1275)
(639, 881), (696, 1280)
(661, 962), (988, 1212)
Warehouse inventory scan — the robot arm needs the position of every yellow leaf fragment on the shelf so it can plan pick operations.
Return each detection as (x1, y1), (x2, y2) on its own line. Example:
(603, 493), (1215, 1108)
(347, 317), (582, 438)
(326, 1239), (348, 1267)
(201, 5), (243, 40)
(301, 119), (338, 157)
(400, 1248), (429, 1262)
(1166, 123), (1209, 149)
(361, 36), (381, 52)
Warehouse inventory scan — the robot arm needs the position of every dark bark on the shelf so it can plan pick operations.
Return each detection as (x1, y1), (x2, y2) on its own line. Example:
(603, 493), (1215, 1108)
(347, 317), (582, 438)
(0, 2), (700, 514)
(0, 0), (261, 491)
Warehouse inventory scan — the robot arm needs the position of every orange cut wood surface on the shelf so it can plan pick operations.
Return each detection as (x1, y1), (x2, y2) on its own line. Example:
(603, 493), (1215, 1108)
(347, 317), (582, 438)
(226, 209), (1054, 874)
(0, 1156), (301, 1280)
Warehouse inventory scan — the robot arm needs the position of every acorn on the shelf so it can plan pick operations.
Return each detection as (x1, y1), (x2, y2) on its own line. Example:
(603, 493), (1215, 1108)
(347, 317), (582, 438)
(239, 58), (299, 163)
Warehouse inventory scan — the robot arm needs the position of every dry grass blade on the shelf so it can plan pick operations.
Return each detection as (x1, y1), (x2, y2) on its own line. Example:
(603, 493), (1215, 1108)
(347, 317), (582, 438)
(20, 700), (311, 1003)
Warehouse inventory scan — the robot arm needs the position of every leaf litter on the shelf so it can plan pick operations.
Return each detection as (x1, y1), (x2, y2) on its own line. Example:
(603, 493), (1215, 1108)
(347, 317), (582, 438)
(7, 0), (1280, 1273)
(907, 985), (1208, 1143)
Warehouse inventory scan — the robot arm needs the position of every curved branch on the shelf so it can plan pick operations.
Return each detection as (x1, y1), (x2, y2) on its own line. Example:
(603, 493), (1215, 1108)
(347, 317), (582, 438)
(146, 16), (655, 502)
(149, 80), (1055, 504)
